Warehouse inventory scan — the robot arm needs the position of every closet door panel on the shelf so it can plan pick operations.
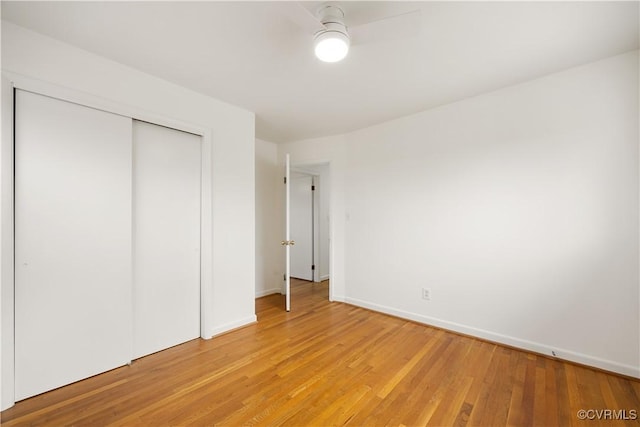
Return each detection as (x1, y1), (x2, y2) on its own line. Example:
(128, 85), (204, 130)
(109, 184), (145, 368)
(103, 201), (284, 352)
(14, 90), (133, 400)
(133, 121), (201, 359)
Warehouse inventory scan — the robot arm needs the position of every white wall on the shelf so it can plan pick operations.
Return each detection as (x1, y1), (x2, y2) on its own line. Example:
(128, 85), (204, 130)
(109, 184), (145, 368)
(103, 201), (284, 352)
(0, 73), (11, 417)
(282, 51), (640, 377)
(255, 138), (283, 297)
(1, 21), (256, 409)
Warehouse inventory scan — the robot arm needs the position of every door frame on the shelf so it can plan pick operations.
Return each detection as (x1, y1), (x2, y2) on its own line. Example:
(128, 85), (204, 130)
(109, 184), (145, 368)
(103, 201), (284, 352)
(0, 73), (213, 409)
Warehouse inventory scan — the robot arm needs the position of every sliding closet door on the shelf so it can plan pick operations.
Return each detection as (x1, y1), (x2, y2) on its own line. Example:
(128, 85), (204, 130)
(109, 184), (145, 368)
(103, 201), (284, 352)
(14, 90), (133, 400)
(132, 121), (201, 359)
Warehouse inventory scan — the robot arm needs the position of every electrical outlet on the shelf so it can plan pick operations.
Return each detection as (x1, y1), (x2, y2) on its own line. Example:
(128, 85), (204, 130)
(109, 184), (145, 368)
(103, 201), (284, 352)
(422, 288), (431, 301)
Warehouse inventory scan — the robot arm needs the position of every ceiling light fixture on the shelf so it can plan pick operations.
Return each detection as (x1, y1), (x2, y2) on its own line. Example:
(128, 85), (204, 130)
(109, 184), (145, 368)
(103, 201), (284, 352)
(313, 6), (350, 63)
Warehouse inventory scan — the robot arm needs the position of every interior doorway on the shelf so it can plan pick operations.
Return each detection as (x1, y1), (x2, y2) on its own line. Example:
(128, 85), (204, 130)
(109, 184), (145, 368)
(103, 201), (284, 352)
(289, 171), (315, 281)
(281, 156), (331, 311)
(289, 162), (331, 300)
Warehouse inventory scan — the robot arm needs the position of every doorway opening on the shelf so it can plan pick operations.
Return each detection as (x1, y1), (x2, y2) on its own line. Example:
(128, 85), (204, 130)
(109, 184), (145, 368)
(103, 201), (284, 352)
(288, 162), (331, 307)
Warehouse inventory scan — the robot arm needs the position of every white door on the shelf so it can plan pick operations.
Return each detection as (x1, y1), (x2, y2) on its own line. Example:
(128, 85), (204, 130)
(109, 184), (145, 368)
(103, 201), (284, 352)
(283, 154), (291, 311)
(290, 173), (314, 281)
(14, 90), (133, 400)
(132, 121), (201, 359)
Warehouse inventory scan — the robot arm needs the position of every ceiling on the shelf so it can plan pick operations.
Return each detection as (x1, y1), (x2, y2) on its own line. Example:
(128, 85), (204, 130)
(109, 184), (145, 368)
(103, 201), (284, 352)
(2, 1), (638, 143)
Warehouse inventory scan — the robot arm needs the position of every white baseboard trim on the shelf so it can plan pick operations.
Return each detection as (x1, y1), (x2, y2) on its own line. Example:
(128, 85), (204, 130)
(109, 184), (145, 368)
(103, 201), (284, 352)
(255, 287), (281, 298)
(344, 297), (639, 379)
(206, 315), (257, 339)
(320, 274), (330, 281)
(330, 294), (345, 303)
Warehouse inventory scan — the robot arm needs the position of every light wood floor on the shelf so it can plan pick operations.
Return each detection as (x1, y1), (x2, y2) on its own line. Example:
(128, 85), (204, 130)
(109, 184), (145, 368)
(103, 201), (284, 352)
(2, 279), (639, 426)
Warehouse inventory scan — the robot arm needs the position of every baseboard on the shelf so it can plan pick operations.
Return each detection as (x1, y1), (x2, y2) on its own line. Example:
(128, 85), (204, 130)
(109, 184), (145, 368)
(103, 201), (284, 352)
(330, 294), (345, 303)
(320, 274), (330, 281)
(344, 297), (640, 379)
(206, 315), (257, 339)
(255, 287), (281, 298)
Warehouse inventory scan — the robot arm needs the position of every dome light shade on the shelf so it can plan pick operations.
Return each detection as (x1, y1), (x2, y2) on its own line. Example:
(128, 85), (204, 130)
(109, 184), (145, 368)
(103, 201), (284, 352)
(313, 6), (350, 63)
(314, 30), (350, 62)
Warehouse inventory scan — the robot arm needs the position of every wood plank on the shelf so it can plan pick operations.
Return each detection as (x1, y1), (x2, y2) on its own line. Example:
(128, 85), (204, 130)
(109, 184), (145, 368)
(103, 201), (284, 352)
(2, 279), (639, 426)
